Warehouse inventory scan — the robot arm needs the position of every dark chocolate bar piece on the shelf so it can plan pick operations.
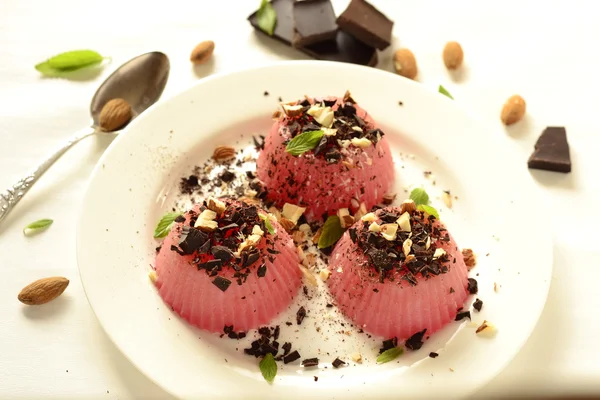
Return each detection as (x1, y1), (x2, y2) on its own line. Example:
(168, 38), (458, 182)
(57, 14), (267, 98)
(527, 126), (572, 173)
(292, 0), (337, 47)
(248, 0), (294, 45)
(336, 0), (393, 50)
(299, 29), (378, 67)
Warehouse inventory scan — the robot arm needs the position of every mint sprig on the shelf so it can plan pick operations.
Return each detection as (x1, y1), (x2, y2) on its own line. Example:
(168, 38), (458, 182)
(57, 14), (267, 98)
(257, 0), (277, 36)
(154, 212), (182, 239)
(35, 50), (108, 77)
(318, 215), (344, 249)
(409, 188), (440, 219)
(438, 85), (454, 99)
(23, 219), (53, 235)
(376, 347), (404, 364)
(259, 214), (276, 235)
(259, 353), (277, 383)
(285, 130), (324, 156)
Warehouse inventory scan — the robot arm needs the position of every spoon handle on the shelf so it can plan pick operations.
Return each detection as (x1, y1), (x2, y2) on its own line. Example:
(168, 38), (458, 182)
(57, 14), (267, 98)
(0, 126), (97, 225)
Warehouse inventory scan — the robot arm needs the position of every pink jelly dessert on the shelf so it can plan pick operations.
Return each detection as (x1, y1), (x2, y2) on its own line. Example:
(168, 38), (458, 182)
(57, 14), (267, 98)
(154, 198), (302, 333)
(327, 202), (470, 344)
(256, 92), (394, 222)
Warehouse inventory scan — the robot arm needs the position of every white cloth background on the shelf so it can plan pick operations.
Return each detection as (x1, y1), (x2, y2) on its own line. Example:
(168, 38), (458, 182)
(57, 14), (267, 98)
(1, 0), (599, 398)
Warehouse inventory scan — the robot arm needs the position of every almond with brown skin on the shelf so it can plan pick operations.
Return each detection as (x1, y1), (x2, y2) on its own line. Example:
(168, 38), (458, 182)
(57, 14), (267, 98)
(393, 48), (418, 80)
(99, 98), (132, 132)
(279, 217), (295, 233)
(190, 40), (215, 65)
(18, 277), (69, 305)
(501, 95), (526, 125)
(443, 41), (464, 70)
(212, 145), (236, 162)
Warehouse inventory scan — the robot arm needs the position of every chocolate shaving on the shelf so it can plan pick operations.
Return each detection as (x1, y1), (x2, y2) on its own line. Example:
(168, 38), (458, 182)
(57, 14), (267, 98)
(332, 358), (346, 368)
(296, 306), (307, 325)
(302, 358), (319, 367)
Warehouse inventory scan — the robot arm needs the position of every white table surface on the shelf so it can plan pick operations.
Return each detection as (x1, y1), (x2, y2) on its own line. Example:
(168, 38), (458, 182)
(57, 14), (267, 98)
(1, 0), (600, 398)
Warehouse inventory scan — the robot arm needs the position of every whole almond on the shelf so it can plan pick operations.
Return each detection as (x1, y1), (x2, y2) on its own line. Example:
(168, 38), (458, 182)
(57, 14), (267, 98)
(443, 41), (464, 70)
(393, 49), (418, 80)
(99, 98), (132, 132)
(18, 277), (69, 305)
(190, 40), (215, 65)
(212, 145), (236, 162)
(501, 95), (526, 125)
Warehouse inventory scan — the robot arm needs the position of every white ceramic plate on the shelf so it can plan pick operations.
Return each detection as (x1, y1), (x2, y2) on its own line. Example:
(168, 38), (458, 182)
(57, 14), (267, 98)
(77, 61), (552, 399)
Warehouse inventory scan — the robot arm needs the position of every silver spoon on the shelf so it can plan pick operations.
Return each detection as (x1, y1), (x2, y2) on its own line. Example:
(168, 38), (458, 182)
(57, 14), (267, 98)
(0, 51), (170, 225)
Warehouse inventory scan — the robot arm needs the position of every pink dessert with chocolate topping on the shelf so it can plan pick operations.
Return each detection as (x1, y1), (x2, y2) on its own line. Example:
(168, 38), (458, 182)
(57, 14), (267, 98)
(326, 202), (470, 343)
(153, 198), (302, 333)
(256, 92), (394, 222)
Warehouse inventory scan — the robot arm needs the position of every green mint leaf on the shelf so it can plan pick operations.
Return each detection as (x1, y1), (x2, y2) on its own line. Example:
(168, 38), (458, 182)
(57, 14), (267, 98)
(417, 204), (440, 219)
(318, 215), (344, 249)
(35, 50), (106, 77)
(23, 219), (53, 235)
(257, 0), (277, 36)
(438, 84), (454, 99)
(259, 353), (277, 383)
(409, 188), (429, 205)
(376, 347), (404, 364)
(285, 130), (324, 156)
(154, 212), (182, 239)
(259, 214), (276, 236)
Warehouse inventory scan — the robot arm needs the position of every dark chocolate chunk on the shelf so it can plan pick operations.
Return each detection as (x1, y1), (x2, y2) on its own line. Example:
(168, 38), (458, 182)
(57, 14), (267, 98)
(257, 263), (267, 277)
(228, 331), (239, 339)
(197, 259), (222, 272)
(238, 332), (246, 339)
(380, 337), (398, 354)
(429, 352), (439, 359)
(467, 278), (478, 294)
(223, 325), (234, 334)
(455, 311), (471, 321)
(178, 227), (208, 255)
(336, 0), (394, 50)
(248, 0), (295, 45)
(449, 287), (455, 294)
(299, 29), (378, 67)
(284, 350), (301, 364)
(292, 0), (337, 47)
(296, 306), (307, 325)
(405, 329), (427, 351)
(473, 298), (483, 312)
(211, 246), (234, 262)
(527, 126), (571, 173)
(212, 276), (232, 292)
(243, 249), (261, 267)
(219, 170), (235, 183)
(174, 215), (186, 223)
(332, 358), (346, 368)
(302, 358), (319, 367)
(273, 325), (281, 340)
(314, 376), (318, 382)
(282, 342), (292, 356)
(258, 327), (271, 337)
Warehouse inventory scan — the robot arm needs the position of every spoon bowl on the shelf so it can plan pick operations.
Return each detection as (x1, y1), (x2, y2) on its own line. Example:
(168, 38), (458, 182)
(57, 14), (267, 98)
(91, 51), (170, 128)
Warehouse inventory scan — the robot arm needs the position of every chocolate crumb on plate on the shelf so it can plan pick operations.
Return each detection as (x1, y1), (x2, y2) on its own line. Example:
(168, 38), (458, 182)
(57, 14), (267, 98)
(473, 298), (483, 312)
(379, 337), (398, 354)
(527, 126), (571, 173)
(336, 0), (394, 50)
(296, 306), (307, 325)
(429, 352), (439, 358)
(405, 329), (426, 351)
(314, 376), (319, 382)
(455, 311), (471, 321)
(284, 350), (301, 364)
(302, 358), (319, 367)
(332, 358), (346, 368)
(292, 0), (337, 47)
(467, 278), (478, 294)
